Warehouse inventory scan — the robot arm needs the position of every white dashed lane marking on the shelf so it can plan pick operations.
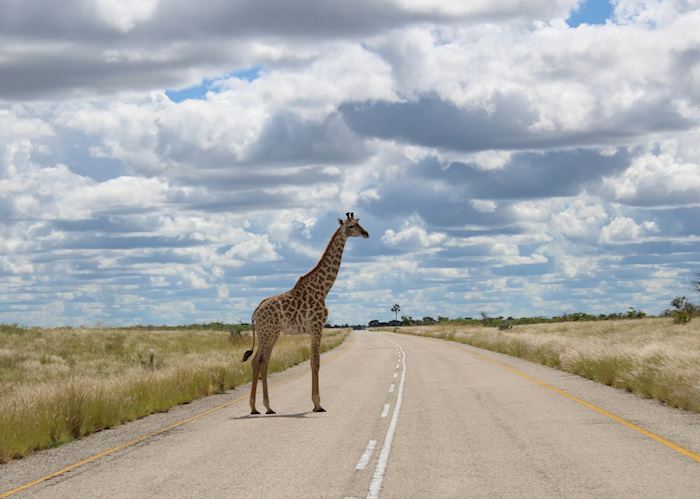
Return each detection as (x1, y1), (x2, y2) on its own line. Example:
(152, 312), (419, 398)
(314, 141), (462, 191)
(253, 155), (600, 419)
(355, 440), (377, 470)
(367, 341), (407, 499)
(389, 384), (395, 393)
(380, 404), (390, 418)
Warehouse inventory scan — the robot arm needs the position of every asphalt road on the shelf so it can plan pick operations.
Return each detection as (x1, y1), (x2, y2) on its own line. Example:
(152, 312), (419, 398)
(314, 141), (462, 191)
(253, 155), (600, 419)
(2, 330), (700, 498)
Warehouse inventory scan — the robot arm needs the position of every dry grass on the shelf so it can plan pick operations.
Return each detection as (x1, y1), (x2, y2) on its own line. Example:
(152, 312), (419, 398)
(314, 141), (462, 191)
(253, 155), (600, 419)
(377, 318), (700, 413)
(0, 325), (348, 463)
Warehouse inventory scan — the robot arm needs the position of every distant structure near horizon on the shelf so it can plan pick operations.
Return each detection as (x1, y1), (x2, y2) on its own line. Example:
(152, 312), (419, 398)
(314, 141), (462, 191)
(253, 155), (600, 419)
(368, 319), (403, 327)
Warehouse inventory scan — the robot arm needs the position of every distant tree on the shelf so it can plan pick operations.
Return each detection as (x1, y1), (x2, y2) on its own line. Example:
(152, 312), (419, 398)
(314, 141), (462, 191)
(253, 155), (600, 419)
(480, 311), (489, 326)
(671, 296), (694, 324)
(626, 307), (646, 319)
(422, 316), (436, 324)
(391, 304), (401, 322)
(693, 273), (700, 294)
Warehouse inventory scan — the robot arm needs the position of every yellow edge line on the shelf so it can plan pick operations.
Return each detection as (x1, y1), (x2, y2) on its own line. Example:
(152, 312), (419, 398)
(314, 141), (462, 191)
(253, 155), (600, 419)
(378, 329), (700, 464)
(0, 334), (353, 498)
(463, 347), (700, 464)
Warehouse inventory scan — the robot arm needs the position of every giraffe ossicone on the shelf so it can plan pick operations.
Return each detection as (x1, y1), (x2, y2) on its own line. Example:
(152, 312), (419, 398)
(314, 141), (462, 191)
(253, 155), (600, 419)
(242, 212), (369, 414)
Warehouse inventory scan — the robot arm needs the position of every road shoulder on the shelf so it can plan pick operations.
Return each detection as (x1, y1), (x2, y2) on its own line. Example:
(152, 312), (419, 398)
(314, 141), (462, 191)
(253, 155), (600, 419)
(0, 333), (355, 495)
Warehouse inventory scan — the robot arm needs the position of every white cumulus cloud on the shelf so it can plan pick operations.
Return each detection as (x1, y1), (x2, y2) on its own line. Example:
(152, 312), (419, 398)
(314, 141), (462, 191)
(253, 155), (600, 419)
(604, 153), (700, 207)
(599, 216), (658, 244)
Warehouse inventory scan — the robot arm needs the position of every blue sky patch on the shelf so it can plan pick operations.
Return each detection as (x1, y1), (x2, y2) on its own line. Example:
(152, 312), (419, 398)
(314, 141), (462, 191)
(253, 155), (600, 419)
(567, 0), (613, 27)
(165, 66), (261, 103)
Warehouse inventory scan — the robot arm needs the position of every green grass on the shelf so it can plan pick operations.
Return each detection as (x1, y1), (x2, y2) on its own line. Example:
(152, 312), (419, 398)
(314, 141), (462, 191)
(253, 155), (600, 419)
(377, 318), (700, 414)
(0, 325), (348, 463)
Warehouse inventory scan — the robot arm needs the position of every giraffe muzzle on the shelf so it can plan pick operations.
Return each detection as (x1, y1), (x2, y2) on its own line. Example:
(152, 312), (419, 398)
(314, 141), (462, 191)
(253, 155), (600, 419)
(361, 229), (369, 238)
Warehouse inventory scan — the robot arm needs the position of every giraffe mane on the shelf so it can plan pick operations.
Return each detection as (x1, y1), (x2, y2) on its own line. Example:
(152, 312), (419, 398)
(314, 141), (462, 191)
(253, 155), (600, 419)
(296, 226), (343, 285)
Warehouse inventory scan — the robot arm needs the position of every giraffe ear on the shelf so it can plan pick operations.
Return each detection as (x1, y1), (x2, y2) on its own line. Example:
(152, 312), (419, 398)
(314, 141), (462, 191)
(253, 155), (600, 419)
(338, 218), (344, 226)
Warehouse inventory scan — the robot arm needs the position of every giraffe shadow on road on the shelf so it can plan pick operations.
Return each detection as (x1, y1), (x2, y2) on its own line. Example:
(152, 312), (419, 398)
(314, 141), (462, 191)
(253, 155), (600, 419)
(230, 411), (319, 420)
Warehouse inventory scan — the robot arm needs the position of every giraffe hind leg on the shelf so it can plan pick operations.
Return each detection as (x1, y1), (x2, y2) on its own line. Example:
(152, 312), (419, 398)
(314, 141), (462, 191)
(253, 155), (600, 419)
(261, 353), (275, 414)
(249, 351), (262, 415)
(261, 326), (280, 414)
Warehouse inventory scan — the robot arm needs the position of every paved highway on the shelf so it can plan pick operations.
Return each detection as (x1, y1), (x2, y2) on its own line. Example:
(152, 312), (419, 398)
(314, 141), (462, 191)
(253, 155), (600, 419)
(2, 331), (699, 498)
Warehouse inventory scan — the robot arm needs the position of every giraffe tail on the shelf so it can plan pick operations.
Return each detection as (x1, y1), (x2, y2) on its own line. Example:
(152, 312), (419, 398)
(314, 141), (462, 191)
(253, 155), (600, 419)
(241, 318), (255, 362)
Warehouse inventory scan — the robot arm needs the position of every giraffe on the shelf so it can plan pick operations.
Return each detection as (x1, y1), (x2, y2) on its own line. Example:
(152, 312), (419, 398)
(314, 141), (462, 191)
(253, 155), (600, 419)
(241, 212), (369, 414)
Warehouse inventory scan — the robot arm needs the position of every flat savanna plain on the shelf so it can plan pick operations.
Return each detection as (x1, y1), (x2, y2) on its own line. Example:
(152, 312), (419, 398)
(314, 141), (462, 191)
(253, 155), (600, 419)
(378, 317), (700, 414)
(0, 325), (348, 463)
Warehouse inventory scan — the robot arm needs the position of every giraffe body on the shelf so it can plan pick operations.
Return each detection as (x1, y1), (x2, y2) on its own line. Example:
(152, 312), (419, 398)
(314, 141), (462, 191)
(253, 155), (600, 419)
(243, 212), (369, 414)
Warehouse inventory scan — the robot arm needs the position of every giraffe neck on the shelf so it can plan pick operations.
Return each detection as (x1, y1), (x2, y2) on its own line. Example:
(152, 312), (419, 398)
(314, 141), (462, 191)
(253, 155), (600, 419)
(296, 228), (347, 297)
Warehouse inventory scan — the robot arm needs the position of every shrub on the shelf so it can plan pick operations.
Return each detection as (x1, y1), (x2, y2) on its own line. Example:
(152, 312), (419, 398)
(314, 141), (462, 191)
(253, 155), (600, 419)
(136, 349), (164, 371)
(671, 296), (694, 324)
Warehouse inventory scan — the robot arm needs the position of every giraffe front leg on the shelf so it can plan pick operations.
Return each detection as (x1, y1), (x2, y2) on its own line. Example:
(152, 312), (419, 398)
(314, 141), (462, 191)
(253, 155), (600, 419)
(310, 332), (325, 412)
(249, 352), (262, 415)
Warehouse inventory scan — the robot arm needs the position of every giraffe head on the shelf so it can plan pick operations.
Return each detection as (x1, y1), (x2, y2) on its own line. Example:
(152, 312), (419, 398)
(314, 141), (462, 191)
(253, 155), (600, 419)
(338, 212), (369, 238)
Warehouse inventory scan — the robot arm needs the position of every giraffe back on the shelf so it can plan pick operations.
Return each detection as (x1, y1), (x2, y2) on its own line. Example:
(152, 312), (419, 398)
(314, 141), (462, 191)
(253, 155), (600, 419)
(253, 286), (328, 335)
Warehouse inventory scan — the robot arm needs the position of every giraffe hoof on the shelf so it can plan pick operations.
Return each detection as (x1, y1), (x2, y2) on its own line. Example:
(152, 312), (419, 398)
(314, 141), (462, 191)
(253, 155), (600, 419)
(251, 409), (260, 415)
(266, 409), (276, 415)
(313, 406), (326, 413)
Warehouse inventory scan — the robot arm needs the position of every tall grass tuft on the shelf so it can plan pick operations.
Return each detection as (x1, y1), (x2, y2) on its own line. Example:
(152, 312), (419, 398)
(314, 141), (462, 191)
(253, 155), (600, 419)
(381, 318), (700, 414)
(0, 326), (348, 463)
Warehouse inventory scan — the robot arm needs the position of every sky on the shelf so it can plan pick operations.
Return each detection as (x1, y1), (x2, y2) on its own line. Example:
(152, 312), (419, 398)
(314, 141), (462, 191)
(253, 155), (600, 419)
(1, 0), (699, 327)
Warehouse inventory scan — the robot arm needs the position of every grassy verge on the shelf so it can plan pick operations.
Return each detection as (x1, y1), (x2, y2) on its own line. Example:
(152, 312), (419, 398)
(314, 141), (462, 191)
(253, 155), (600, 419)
(375, 318), (700, 413)
(0, 325), (348, 463)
